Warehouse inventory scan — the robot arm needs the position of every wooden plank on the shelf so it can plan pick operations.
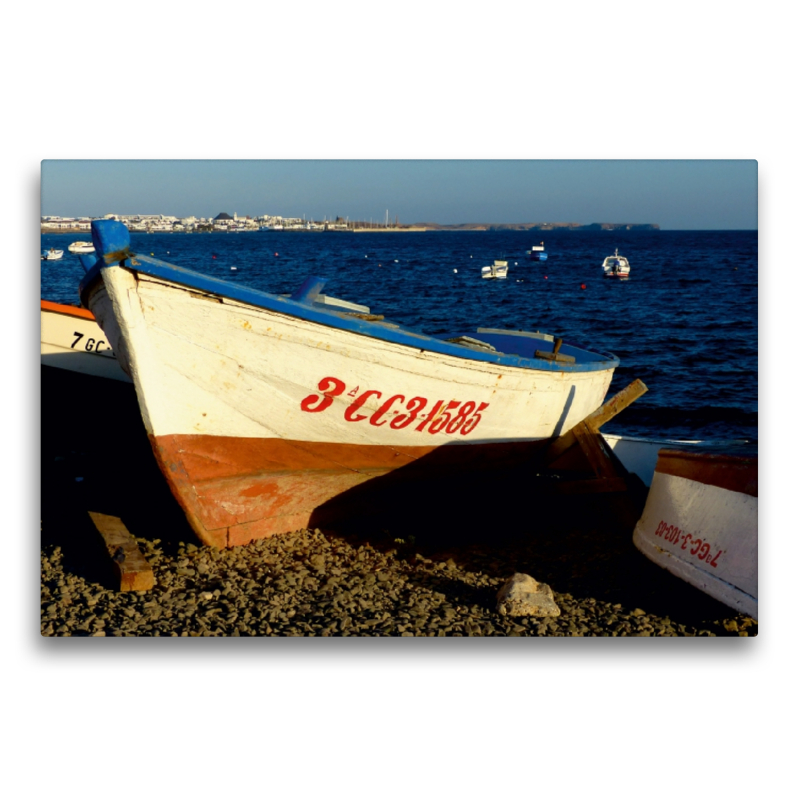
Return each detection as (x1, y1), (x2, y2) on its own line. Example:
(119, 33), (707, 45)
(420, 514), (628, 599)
(88, 511), (155, 592)
(543, 379), (648, 465)
(582, 378), (648, 432)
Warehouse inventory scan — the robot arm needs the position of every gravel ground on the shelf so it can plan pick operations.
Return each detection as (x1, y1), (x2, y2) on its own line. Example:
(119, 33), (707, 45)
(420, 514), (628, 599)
(40, 524), (757, 637)
(40, 367), (757, 638)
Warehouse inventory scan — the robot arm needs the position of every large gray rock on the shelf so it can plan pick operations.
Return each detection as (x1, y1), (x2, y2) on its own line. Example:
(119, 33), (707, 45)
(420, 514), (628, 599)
(496, 573), (561, 617)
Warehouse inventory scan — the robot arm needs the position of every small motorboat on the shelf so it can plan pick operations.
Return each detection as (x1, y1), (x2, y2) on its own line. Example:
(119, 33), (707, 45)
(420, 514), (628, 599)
(526, 242), (548, 261)
(481, 260), (509, 279)
(602, 249), (630, 278)
(633, 449), (757, 619)
(68, 241), (96, 254)
(41, 248), (64, 261)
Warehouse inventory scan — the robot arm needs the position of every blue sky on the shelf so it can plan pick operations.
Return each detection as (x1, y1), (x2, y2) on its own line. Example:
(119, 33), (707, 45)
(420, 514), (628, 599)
(40, 159), (757, 230)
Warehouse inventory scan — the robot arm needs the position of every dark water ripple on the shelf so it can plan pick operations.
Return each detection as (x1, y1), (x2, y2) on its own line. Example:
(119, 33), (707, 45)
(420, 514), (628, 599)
(41, 229), (757, 453)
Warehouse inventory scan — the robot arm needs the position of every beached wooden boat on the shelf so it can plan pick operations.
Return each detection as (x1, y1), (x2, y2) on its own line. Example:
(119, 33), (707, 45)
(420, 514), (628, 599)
(79, 220), (621, 548)
(40, 299), (131, 383)
(633, 449), (757, 618)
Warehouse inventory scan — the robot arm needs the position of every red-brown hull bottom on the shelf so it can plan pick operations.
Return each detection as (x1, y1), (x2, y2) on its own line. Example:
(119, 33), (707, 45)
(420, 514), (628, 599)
(150, 434), (550, 547)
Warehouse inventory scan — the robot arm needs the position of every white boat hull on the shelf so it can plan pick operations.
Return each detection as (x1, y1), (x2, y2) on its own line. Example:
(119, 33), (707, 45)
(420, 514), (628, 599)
(40, 300), (131, 383)
(602, 433), (701, 487)
(633, 450), (757, 619)
(84, 264), (616, 546)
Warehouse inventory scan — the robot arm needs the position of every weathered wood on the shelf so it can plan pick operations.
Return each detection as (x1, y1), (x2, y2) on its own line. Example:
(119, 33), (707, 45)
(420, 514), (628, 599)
(544, 379), (648, 464)
(573, 422), (618, 480)
(582, 378), (648, 432)
(88, 511), (155, 592)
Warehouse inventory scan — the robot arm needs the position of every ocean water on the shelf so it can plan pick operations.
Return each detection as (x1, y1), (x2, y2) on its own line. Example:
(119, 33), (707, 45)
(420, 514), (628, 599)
(41, 229), (758, 454)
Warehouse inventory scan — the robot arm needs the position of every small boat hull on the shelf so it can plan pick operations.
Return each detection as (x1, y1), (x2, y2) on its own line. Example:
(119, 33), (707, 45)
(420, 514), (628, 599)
(527, 244), (547, 261)
(42, 249), (64, 261)
(40, 300), (131, 383)
(68, 242), (96, 254)
(602, 250), (630, 278)
(481, 259), (509, 279)
(633, 450), (757, 618)
(601, 433), (701, 487)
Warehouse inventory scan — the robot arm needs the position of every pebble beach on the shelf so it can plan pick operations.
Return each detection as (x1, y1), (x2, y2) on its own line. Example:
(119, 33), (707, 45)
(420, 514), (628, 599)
(40, 525), (757, 637)
(40, 367), (757, 638)
(41, 463), (757, 638)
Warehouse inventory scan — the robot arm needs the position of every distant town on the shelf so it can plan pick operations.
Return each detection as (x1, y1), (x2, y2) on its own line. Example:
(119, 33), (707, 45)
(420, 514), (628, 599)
(40, 212), (660, 234)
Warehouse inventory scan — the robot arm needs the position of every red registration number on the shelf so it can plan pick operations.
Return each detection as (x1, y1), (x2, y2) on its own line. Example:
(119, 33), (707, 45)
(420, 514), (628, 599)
(654, 520), (724, 568)
(300, 376), (489, 436)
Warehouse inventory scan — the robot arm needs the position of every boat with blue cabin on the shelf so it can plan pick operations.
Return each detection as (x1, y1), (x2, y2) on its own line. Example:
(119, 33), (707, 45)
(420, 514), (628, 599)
(526, 242), (547, 261)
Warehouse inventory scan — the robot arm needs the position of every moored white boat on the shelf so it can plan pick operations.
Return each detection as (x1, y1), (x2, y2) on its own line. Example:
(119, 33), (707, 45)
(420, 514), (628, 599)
(526, 242), (548, 261)
(633, 449), (757, 618)
(481, 259), (509, 279)
(68, 241), (96, 254)
(41, 299), (131, 382)
(80, 220), (620, 548)
(42, 248), (64, 261)
(602, 249), (630, 278)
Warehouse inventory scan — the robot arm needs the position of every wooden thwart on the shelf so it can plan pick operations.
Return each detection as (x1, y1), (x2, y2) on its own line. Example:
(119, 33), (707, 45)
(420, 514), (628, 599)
(88, 511), (155, 592)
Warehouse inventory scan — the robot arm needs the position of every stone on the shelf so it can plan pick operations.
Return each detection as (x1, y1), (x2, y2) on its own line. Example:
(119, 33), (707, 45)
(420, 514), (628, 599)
(496, 573), (561, 618)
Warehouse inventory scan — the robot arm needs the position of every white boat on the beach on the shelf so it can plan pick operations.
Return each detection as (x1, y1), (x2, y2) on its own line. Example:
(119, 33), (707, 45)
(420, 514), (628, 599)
(481, 260), (509, 279)
(633, 449), (757, 618)
(80, 220), (620, 548)
(40, 299), (131, 383)
(68, 241), (96, 254)
(42, 248), (64, 261)
(602, 249), (630, 278)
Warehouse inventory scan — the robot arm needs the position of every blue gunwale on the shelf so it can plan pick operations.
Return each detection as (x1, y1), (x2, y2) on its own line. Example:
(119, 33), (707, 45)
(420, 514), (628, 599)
(79, 253), (619, 374)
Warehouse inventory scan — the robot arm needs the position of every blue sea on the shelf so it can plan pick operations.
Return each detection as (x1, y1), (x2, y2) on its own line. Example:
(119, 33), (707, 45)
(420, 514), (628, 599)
(40, 228), (758, 455)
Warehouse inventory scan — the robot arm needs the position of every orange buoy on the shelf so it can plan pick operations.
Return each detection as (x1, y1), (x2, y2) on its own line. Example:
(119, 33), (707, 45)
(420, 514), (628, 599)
(581, 283), (586, 290)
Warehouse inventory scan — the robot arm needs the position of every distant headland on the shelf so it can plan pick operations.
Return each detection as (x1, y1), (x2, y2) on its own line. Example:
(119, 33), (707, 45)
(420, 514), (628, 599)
(397, 222), (661, 232)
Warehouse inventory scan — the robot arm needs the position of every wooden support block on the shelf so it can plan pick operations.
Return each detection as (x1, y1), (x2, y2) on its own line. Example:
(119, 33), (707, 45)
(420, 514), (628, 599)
(572, 422), (618, 480)
(88, 511), (155, 592)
